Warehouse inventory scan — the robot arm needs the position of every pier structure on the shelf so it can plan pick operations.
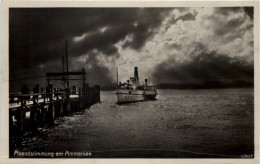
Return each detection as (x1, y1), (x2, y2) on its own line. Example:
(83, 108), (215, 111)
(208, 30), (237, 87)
(9, 68), (100, 136)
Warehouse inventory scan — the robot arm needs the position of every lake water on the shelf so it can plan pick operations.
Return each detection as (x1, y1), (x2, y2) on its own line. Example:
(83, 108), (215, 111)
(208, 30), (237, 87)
(12, 88), (254, 158)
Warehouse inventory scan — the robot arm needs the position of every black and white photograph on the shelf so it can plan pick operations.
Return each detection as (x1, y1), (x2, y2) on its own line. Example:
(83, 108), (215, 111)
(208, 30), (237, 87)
(1, 1), (259, 162)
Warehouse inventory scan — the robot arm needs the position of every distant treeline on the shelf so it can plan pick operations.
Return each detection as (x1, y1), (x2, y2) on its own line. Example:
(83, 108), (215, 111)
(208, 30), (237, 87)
(100, 80), (253, 91)
(157, 80), (253, 89)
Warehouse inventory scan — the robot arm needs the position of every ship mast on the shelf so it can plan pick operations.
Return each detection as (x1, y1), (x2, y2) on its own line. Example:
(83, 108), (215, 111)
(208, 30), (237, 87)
(63, 56), (65, 77)
(65, 40), (69, 89)
(116, 67), (118, 85)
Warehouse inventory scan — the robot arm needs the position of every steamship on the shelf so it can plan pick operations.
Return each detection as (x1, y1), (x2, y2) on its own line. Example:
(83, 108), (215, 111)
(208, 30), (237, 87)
(115, 67), (157, 103)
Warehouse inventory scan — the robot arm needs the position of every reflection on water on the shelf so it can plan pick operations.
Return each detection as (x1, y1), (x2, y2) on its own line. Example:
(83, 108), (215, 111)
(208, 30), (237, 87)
(11, 89), (254, 158)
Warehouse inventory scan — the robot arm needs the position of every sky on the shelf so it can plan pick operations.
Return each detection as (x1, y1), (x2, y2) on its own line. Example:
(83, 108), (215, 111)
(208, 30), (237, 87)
(9, 7), (254, 92)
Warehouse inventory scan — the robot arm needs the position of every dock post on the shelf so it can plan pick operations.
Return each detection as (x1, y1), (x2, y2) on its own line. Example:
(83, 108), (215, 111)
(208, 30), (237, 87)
(94, 85), (100, 103)
(79, 88), (82, 109)
(52, 102), (56, 120)
(9, 110), (15, 137)
(43, 93), (46, 104)
(82, 68), (86, 108)
(20, 107), (25, 132)
(66, 101), (71, 115)
(30, 100), (38, 133)
(19, 100), (26, 132)
(46, 102), (54, 127)
(85, 83), (90, 107)
(9, 110), (15, 155)
(64, 89), (71, 115)
(60, 101), (64, 115)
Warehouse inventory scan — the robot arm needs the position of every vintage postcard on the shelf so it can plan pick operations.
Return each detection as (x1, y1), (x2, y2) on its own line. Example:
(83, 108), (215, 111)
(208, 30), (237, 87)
(1, 0), (259, 164)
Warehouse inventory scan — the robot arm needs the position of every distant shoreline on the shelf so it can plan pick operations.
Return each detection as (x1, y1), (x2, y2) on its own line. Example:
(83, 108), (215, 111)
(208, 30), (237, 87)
(9, 83), (253, 93)
(100, 86), (254, 91)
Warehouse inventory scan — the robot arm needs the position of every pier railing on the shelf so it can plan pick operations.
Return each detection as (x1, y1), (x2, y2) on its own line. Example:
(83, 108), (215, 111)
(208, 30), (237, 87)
(9, 85), (100, 136)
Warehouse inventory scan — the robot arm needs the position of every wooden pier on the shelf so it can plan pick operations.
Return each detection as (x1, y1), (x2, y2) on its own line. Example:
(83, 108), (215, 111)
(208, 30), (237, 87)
(9, 68), (100, 136)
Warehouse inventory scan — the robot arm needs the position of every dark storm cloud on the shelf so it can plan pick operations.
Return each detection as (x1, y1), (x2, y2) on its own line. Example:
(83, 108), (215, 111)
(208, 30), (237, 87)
(150, 7), (254, 88)
(10, 8), (171, 63)
(243, 7), (254, 19)
(83, 51), (114, 87)
(9, 7), (254, 92)
(214, 7), (241, 15)
(152, 44), (253, 86)
(174, 12), (197, 24)
(210, 7), (253, 36)
(165, 42), (182, 50)
(70, 8), (172, 53)
(9, 8), (171, 91)
(163, 9), (197, 31)
(215, 7), (253, 20)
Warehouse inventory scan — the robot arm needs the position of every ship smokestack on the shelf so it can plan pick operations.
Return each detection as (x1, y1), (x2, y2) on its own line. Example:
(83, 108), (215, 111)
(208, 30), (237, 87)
(134, 67), (138, 79)
(145, 79), (148, 86)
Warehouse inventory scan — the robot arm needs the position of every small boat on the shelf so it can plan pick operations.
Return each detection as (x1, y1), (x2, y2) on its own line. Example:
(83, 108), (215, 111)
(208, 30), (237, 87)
(115, 67), (157, 103)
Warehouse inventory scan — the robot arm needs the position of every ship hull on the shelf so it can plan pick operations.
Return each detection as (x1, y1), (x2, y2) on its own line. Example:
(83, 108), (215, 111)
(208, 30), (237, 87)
(116, 93), (145, 103)
(144, 90), (157, 100)
(116, 89), (145, 103)
(116, 89), (157, 103)
(144, 94), (157, 100)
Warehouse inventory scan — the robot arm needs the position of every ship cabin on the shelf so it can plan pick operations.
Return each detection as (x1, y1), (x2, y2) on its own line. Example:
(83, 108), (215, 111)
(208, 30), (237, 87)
(116, 67), (156, 91)
(144, 85), (157, 91)
(116, 82), (134, 90)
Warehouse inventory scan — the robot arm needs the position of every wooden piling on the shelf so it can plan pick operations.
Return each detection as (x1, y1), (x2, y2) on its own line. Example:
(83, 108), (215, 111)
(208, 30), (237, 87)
(94, 85), (100, 103)
(30, 106), (38, 132)
(85, 83), (90, 108)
